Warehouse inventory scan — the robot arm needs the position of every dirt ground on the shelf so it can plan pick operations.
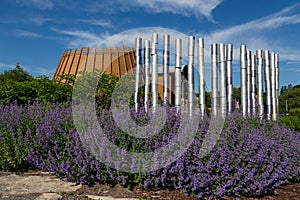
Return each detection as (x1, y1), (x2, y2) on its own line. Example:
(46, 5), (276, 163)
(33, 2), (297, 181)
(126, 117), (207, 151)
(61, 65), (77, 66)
(0, 170), (299, 200)
(61, 182), (300, 200)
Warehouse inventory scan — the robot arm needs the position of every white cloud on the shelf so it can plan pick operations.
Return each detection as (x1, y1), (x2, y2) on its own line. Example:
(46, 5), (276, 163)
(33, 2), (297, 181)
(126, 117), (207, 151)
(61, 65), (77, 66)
(15, 30), (44, 38)
(21, 0), (55, 10)
(51, 28), (108, 48)
(130, 0), (222, 22)
(196, 3), (300, 64)
(85, 0), (223, 22)
(80, 19), (112, 28)
(0, 63), (54, 77)
(0, 63), (16, 71)
(52, 3), (300, 68)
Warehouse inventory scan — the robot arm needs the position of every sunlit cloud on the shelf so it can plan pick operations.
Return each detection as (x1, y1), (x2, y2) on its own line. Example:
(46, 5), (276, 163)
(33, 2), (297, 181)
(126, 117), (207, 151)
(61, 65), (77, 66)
(84, 0), (223, 22)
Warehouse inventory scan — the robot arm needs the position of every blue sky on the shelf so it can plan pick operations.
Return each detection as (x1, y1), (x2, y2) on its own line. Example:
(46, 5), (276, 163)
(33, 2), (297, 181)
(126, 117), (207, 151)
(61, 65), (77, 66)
(0, 0), (300, 90)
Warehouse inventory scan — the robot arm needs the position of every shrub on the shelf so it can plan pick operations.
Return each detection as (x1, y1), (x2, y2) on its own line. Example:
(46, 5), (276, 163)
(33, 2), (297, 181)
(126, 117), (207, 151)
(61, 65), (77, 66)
(279, 115), (300, 132)
(0, 101), (42, 170)
(1, 101), (299, 198)
(0, 66), (73, 104)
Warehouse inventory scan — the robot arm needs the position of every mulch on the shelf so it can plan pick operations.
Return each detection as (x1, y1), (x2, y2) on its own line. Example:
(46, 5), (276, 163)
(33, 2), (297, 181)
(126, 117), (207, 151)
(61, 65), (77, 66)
(61, 181), (300, 200)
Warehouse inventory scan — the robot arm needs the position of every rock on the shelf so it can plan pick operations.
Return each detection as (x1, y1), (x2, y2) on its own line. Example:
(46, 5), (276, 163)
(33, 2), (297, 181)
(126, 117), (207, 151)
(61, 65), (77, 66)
(85, 195), (139, 200)
(0, 172), (81, 198)
(35, 193), (62, 200)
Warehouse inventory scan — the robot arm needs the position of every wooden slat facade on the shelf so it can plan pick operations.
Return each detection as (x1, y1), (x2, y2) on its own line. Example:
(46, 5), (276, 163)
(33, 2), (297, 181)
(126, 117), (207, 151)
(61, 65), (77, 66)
(53, 47), (174, 104)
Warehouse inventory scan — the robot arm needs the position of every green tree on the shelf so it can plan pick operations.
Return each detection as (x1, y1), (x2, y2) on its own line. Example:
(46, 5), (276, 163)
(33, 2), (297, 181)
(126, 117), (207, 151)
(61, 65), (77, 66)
(0, 65), (73, 104)
(279, 84), (300, 114)
(0, 63), (33, 83)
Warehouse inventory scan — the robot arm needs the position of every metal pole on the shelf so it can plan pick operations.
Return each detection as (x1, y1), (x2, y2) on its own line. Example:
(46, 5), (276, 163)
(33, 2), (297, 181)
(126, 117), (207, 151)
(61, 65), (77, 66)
(188, 36), (195, 116)
(211, 43), (219, 118)
(134, 37), (142, 112)
(219, 43), (227, 117)
(275, 53), (279, 119)
(240, 45), (247, 117)
(144, 40), (150, 111)
(256, 49), (264, 119)
(151, 33), (158, 112)
(226, 44), (233, 114)
(271, 52), (277, 121)
(264, 50), (272, 120)
(251, 54), (257, 116)
(247, 51), (252, 116)
(198, 38), (205, 117)
(163, 34), (170, 104)
(175, 38), (182, 110)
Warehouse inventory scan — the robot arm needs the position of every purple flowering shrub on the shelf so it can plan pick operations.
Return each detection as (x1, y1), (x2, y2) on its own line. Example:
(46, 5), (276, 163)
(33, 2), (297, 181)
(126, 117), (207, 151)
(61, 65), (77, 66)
(0, 101), (42, 170)
(0, 101), (299, 198)
(144, 113), (299, 198)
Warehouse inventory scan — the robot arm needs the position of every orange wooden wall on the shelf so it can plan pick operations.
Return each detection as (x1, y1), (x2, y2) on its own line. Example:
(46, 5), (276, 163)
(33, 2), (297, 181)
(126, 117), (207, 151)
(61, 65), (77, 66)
(53, 47), (174, 104)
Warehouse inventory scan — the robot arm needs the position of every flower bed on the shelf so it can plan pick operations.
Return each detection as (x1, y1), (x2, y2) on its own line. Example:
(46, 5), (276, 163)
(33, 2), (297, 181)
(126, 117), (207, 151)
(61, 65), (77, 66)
(0, 101), (299, 199)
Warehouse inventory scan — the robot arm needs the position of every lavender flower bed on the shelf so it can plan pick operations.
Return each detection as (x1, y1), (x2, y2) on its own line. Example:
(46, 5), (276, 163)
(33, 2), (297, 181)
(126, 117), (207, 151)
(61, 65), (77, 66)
(0, 101), (299, 198)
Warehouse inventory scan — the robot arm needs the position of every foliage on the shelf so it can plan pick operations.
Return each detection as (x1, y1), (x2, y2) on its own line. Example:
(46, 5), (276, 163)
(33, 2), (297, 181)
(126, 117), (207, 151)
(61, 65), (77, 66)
(279, 115), (300, 132)
(1, 101), (299, 199)
(232, 87), (241, 102)
(279, 84), (300, 114)
(0, 63), (33, 83)
(0, 65), (73, 104)
(95, 72), (119, 110)
(73, 70), (145, 110)
(280, 84), (293, 95)
(0, 101), (37, 170)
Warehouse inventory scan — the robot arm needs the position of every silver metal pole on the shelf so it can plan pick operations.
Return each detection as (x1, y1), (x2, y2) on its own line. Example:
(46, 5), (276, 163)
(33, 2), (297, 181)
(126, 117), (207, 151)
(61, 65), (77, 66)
(188, 36), (195, 116)
(219, 43), (227, 117)
(198, 38), (205, 117)
(134, 37), (142, 112)
(163, 34), (170, 104)
(275, 53), (279, 119)
(256, 50), (264, 119)
(226, 44), (233, 114)
(271, 52), (277, 121)
(211, 43), (219, 118)
(264, 50), (271, 120)
(144, 40), (151, 111)
(151, 33), (158, 112)
(251, 54), (257, 116)
(240, 45), (247, 117)
(247, 51), (252, 116)
(175, 38), (182, 110)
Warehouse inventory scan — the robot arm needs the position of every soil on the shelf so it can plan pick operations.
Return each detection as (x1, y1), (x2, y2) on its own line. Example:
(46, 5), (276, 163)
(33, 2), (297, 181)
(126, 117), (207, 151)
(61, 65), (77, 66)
(0, 170), (299, 200)
(61, 182), (300, 200)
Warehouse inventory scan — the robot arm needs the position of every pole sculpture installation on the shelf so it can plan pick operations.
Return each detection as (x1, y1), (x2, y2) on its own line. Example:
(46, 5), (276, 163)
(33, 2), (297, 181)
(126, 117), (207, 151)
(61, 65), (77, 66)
(247, 51), (252, 115)
(275, 53), (279, 119)
(251, 53), (257, 116)
(163, 34), (170, 104)
(151, 33), (158, 112)
(240, 45), (248, 117)
(198, 38), (205, 118)
(226, 44), (233, 114)
(175, 39), (182, 112)
(211, 43), (219, 118)
(144, 40), (151, 111)
(175, 38), (182, 110)
(264, 50), (271, 120)
(219, 43), (227, 117)
(134, 37), (142, 112)
(271, 52), (277, 121)
(188, 36), (195, 116)
(256, 49), (264, 119)
(132, 34), (279, 121)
